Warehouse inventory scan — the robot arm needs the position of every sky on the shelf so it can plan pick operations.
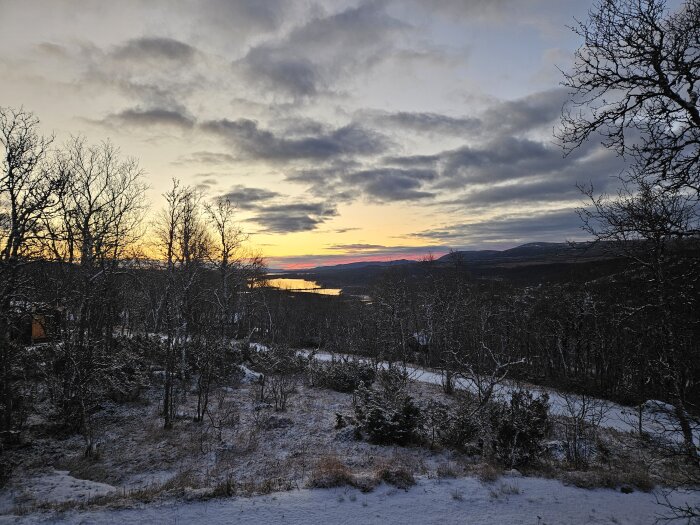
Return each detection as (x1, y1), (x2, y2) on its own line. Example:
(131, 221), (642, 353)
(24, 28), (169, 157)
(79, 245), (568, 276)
(0, 0), (631, 268)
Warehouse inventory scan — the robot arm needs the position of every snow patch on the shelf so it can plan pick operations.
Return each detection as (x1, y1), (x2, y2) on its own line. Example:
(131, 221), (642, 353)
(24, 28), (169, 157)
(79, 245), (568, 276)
(6, 470), (116, 511)
(4, 475), (698, 524)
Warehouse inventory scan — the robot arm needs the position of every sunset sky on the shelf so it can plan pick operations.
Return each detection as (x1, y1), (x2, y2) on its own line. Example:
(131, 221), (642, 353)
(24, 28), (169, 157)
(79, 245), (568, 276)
(0, 0), (644, 268)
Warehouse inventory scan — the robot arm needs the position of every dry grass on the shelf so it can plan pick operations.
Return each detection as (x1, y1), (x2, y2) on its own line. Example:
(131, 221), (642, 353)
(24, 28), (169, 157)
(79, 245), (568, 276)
(374, 463), (416, 490)
(476, 462), (502, 483)
(562, 467), (654, 492)
(307, 456), (356, 489)
(489, 481), (521, 499)
(436, 461), (462, 479)
(55, 456), (112, 485)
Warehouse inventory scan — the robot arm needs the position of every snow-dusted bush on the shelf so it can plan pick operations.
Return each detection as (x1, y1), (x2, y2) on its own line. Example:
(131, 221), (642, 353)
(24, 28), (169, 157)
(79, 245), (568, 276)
(249, 345), (307, 410)
(490, 390), (550, 468)
(308, 358), (375, 393)
(423, 399), (451, 448)
(376, 367), (409, 395)
(353, 380), (422, 446)
(438, 395), (484, 453)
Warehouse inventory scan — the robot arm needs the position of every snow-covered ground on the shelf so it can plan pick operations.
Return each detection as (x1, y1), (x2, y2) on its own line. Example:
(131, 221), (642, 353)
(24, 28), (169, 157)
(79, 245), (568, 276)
(306, 350), (700, 442)
(3, 343), (697, 524)
(2, 474), (697, 525)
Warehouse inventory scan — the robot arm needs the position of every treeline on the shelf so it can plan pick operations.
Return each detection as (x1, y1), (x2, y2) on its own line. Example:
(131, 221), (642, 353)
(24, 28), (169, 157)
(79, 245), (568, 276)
(266, 253), (699, 453)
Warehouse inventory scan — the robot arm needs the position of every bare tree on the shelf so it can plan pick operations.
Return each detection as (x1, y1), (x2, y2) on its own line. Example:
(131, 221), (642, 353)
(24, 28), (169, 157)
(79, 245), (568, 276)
(42, 137), (147, 452)
(0, 107), (60, 263)
(0, 107), (61, 438)
(205, 198), (244, 339)
(560, 0), (700, 195)
(561, 1), (700, 518)
(153, 179), (211, 429)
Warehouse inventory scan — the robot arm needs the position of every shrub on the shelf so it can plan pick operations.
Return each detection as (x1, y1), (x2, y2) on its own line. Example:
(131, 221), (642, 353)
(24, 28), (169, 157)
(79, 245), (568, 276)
(424, 400), (451, 448)
(439, 395), (483, 452)
(559, 393), (607, 468)
(375, 464), (415, 489)
(307, 456), (355, 489)
(562, 468), (654, 492)
(354, 381), (422, 446)
(249, 345), (306, 410)
(376, 367), (409, 396)
(476, 463), (502, 483)
(490, 390), (550, 468)
(308, 359), (375, 393)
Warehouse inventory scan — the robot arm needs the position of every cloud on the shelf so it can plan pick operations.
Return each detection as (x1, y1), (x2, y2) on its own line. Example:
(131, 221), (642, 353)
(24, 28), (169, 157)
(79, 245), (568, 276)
(102, 107), (194, 128)
(70, 37), (208, 109)
(327, 243), (389, 251)
(201, 118), (389, 161)
(174, 151), (238, 165)
(241, 48), (319, 97)
(382, 154), (441, 168)
(367, 110), (481, 136)
(480, 87), (568, 135)
(112, 37), (197, 62)
(236, 2), (408, 98)
(287, 164), (437, 203)
(198, 0), (290, 33)
(346, 168), (436, 201)
(221, 185), (279, 209)
(250, 202), (338, 233)
(402, 0), (517, 21)
(415, 208), (588, 244)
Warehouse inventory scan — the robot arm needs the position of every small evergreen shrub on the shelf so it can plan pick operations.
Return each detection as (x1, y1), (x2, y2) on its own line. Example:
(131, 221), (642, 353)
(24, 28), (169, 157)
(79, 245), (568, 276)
(308, 359), (375, 393)
(353, 381), (422, 446)
(490, 390), (550, 468)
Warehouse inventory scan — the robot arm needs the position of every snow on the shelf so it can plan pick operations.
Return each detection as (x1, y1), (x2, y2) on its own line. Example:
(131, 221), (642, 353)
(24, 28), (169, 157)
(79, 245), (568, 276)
(2, 470), (116, 512)
(249, 343), (269, 353)
(2, 475), (696, 524)
(305, 351), (700, 442)
(239, 365), (262, 383)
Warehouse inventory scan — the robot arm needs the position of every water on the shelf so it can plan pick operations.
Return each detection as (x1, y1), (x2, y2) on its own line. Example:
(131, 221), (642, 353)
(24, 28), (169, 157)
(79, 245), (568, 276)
(265, 277), (341, 296)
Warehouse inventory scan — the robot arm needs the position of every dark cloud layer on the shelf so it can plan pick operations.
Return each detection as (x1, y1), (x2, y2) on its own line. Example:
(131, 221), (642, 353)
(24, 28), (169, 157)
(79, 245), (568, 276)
(103, 107), (194, 128)
(112, 37), (197, 62)
(346, 168), (436, 201)
(221, 185), (279, 209)
(415, 208), (587, 244)
(250, 202), (338, 233)
(368, 111), (481, 136)
(216, 184), (337, 233)
(237, 2), (407, 98)
(201, 119), (388, 161)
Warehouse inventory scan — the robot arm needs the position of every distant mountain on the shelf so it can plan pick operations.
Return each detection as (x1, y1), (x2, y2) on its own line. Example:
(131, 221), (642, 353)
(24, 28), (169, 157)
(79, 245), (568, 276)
(438, 241), (606, 265)
(294, 242), (604, 274)
(278, 241), (624, 291)
(307, 259), (416, 272)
